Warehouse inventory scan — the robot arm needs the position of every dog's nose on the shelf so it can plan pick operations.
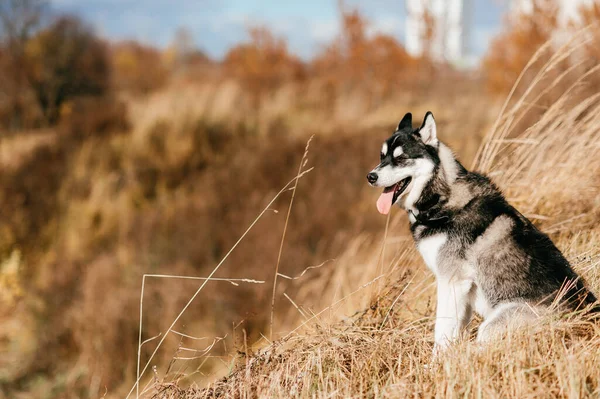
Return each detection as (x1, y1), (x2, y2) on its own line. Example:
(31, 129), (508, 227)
(367, 172), (378, 184)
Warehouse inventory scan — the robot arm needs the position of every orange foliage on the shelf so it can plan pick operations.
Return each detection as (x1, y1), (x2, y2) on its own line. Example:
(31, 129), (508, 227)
(223, 26), (305, 104)
(311, 8), (369, 86)
(223, 7), (417, 110)
(311, 7), (415, 102)
(482, 0), (559, 95)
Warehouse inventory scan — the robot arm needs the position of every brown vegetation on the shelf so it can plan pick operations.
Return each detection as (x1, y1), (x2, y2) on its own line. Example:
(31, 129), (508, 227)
(0, 3), (113, 129)
(224, 26), (305, 106)
(25, 16), (110, 124)
(111, 41), (169, 95)
(1, 1), (599, 398)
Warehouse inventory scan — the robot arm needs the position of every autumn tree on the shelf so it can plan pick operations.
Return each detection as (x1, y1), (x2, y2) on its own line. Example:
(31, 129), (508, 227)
(0, 0), (47, 129)
(312, 4), (414, 105)
(111, 41), (168, 94)
(311, 7), (368, 90)
(223, 26), (304, 106)
(24, 15), (109, 124)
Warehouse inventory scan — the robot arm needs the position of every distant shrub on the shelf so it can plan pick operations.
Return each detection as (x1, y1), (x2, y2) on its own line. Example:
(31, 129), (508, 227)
(58, 96), (130, 138)
(223, 26), (305, 105)
(24, 15), (110, 124)
(111, 41), (169, 94)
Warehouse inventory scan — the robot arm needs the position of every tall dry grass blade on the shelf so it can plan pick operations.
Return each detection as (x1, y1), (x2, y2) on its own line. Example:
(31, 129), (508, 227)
(475, 28), (593, 172)
(484, 59), (587, 174)
(283, 292), (309, 321)
(379, 275), (415, 329)
(505, 91), (600, 186)
(127, 167), (314, 399)
(276, 259), (336, 280)
(136, 275), (146, 399)
(269, 135), (314, 340)
(473, 38), (554, 170)
(143, 274), (265, 285)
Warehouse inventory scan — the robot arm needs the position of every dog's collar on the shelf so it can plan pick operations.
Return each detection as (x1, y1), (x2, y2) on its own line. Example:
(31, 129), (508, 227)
(409, 186), (452, 228)
(409, 209), (450, 228)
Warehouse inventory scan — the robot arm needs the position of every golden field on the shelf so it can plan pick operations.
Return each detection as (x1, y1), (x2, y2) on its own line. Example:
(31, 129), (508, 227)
(1, 1), (600, 398)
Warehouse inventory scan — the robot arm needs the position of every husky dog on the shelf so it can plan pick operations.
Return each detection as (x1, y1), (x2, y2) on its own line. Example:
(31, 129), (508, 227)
(367, 112), (598, 352)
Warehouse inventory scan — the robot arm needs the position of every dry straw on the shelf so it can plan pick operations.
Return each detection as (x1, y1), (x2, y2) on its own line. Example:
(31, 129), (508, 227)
(269, 135), (314, 340)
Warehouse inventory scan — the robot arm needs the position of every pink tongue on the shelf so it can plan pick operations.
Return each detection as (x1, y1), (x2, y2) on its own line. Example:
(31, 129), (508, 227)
(376, 190), (395, 215)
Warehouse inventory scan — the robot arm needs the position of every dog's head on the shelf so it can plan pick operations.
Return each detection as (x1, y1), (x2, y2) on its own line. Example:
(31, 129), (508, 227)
(367, 111), (439, 215)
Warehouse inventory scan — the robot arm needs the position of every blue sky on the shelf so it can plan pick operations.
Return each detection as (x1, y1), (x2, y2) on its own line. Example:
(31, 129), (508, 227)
(52, 0), (508, 60)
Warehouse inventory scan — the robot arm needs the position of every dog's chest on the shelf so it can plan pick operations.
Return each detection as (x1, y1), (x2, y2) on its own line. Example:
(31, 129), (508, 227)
(417, 233), (448, 275)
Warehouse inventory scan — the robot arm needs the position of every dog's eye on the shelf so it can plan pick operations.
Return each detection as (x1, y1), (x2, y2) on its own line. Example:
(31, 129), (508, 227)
(394, 155), (408, 163)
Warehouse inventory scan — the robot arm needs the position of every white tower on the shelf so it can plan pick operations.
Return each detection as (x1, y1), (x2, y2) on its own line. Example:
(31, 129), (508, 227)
(405, 0), (472, 65)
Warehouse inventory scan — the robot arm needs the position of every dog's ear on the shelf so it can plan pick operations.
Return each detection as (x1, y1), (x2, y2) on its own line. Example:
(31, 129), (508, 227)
(418, 111), (437, 146)
(396, 113), (412, 131)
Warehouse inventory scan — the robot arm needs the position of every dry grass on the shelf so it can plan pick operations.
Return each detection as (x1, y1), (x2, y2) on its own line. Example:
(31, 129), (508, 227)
(0, 129), (56, 170)
(2, 13), (600, 398)
(149, 39), (600, 399)
(157, 316), (600, 398)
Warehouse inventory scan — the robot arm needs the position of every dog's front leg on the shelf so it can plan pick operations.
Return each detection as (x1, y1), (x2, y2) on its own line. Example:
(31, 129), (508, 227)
(432, 279), (473, 356)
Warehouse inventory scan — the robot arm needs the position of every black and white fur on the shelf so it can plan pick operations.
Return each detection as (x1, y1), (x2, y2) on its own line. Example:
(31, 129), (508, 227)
(367, 112), (598, 353)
